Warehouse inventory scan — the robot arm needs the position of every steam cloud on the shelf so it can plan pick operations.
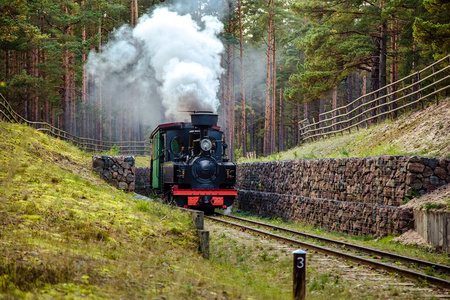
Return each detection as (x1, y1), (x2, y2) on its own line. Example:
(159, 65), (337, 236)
(85, 6), (224, 125)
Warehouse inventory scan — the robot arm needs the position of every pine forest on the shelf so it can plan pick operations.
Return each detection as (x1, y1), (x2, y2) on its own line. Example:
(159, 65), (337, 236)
(1, 0), (449, 160)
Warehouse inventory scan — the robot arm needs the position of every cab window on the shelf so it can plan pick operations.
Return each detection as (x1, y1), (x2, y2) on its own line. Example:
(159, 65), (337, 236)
(170, 136), (184, 155)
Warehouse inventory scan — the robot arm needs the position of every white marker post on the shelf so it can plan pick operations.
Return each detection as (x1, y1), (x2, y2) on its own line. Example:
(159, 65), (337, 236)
(293, 249), (306, 300)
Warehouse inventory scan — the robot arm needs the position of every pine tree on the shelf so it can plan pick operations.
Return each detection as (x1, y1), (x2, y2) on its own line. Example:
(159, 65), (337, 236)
(414, 0), (450, 58)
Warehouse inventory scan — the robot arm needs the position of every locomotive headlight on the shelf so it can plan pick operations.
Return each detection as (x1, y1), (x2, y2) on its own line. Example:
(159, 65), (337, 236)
(200, 138), (212, 151)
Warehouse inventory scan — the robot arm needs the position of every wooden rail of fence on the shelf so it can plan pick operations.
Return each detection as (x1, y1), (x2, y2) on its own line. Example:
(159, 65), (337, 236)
(299, 54), (450, 143)
(0, 93), (151, 156)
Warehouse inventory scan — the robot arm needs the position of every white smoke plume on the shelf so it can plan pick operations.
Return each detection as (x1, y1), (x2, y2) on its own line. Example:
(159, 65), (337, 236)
(134, 8), (224, 120)
(85, 6), (224, 128)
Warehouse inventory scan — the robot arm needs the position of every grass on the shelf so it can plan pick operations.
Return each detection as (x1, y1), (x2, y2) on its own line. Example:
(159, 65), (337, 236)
(0, 125), (199, 298)
(424, 202), (445, 211)
(135, 155), (150, 167)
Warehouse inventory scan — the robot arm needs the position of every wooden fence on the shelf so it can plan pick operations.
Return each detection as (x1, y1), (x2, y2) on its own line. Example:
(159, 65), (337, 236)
(299, 54), (450, 142)
(0, 93), (151, 156)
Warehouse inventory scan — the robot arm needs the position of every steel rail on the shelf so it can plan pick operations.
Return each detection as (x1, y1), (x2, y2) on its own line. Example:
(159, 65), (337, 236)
(215, 213), (450, 276)
(206, 215), (450, 289)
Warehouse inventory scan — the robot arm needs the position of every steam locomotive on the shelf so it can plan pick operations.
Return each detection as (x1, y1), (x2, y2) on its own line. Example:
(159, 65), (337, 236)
(149, 111), (236, 213)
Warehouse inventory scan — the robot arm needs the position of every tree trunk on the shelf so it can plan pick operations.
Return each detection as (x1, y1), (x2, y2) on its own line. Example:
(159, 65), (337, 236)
(263, 0), (273, 156)
(222, 1), (235, 161)
(81, 2), (87, 137)
(303, 101), (310, 120)
(62, 5), (77, 135)
(348, 74), (353, 104)
(70, 50), (76, 134)
(31, 47), (39, 122)
(121, 111), (126, 142)
(97, 21), (103, 140)
(63, 48), (70, 132)
(248, 82), (254, 154)
(278, 88), (283, 152)
(52, 108), (56, 127)
(271, 28), (276, 153)
(360, 75), (367, 126)
(134, 0), (138, 26)
(225, 42), (232, 160)
(292, 101), (297, 146)
(106, 92), (112, 140)
(13, 50), (17, 76)
(230, 47), (236, 162)
(23, 51), (30, 120)
(221, 54), (227, 145)
(390, 17), (398, 119)
(302, 101), (310, 142)
(354, 72), (360, 99)
(42, 45), (49, 124)
(356, 73), (362, 126)
(347, 74), (353, 128)
(332, 86), (338, 132)
(379, 17), (387, 120)
(130, 0), (134, 27)
(319, 97), (325, 124)
(238, 0), (247, 158)
(370, 37), (380, 125)
(379, 20), (387, 90)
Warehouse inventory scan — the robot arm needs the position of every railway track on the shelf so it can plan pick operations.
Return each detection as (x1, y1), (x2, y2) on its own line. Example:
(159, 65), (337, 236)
(206, 213), (450, 289)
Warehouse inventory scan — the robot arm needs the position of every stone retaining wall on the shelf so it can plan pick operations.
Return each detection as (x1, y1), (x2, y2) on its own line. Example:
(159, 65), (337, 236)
(235, 156), (450, 236)
(135, 167), (151, 195)
(237, 156), (450, 207)
(92, 156), (135, 192)
(237, 190), (413, 236)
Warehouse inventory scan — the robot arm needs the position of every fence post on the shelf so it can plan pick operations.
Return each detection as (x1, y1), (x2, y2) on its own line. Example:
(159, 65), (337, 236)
(432, 65), (438, 105)
(417, 72), (423, 110)
(192, 210), (204, 230)
(293, 249), (306, 300)
(198, 230), (209, 259)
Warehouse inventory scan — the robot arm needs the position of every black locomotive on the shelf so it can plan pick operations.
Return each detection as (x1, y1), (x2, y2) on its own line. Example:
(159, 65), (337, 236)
(149, 111), (236, 213)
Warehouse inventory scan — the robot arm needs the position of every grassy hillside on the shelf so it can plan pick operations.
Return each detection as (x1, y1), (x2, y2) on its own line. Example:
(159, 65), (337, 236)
(0, 122), (294, 299)
(239, 98), (450, 163)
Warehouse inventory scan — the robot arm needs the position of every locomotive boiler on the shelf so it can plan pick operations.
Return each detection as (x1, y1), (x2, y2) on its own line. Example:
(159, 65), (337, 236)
(149, 111), (236, 213)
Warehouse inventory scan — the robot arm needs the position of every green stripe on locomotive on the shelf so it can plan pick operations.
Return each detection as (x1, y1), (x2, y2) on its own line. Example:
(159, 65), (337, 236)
(151, 130), (162, 189)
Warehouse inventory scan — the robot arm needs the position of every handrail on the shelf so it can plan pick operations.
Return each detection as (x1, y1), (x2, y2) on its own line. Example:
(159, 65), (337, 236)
(0, 93), (151, 156)
(299, 54), (450, 142)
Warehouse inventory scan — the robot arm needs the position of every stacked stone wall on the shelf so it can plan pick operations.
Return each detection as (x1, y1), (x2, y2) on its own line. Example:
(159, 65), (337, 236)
(135, 167), (151, 195)
(237, 191), (413, 236)
(236, 156), (450, 236)
(238, 156), (450, 206)
(92, 156), (135, 192)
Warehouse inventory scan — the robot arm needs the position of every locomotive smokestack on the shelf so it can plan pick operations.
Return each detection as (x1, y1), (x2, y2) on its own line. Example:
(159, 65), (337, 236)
(191, 111), (218, 139)
(190, 111), (218, 127)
